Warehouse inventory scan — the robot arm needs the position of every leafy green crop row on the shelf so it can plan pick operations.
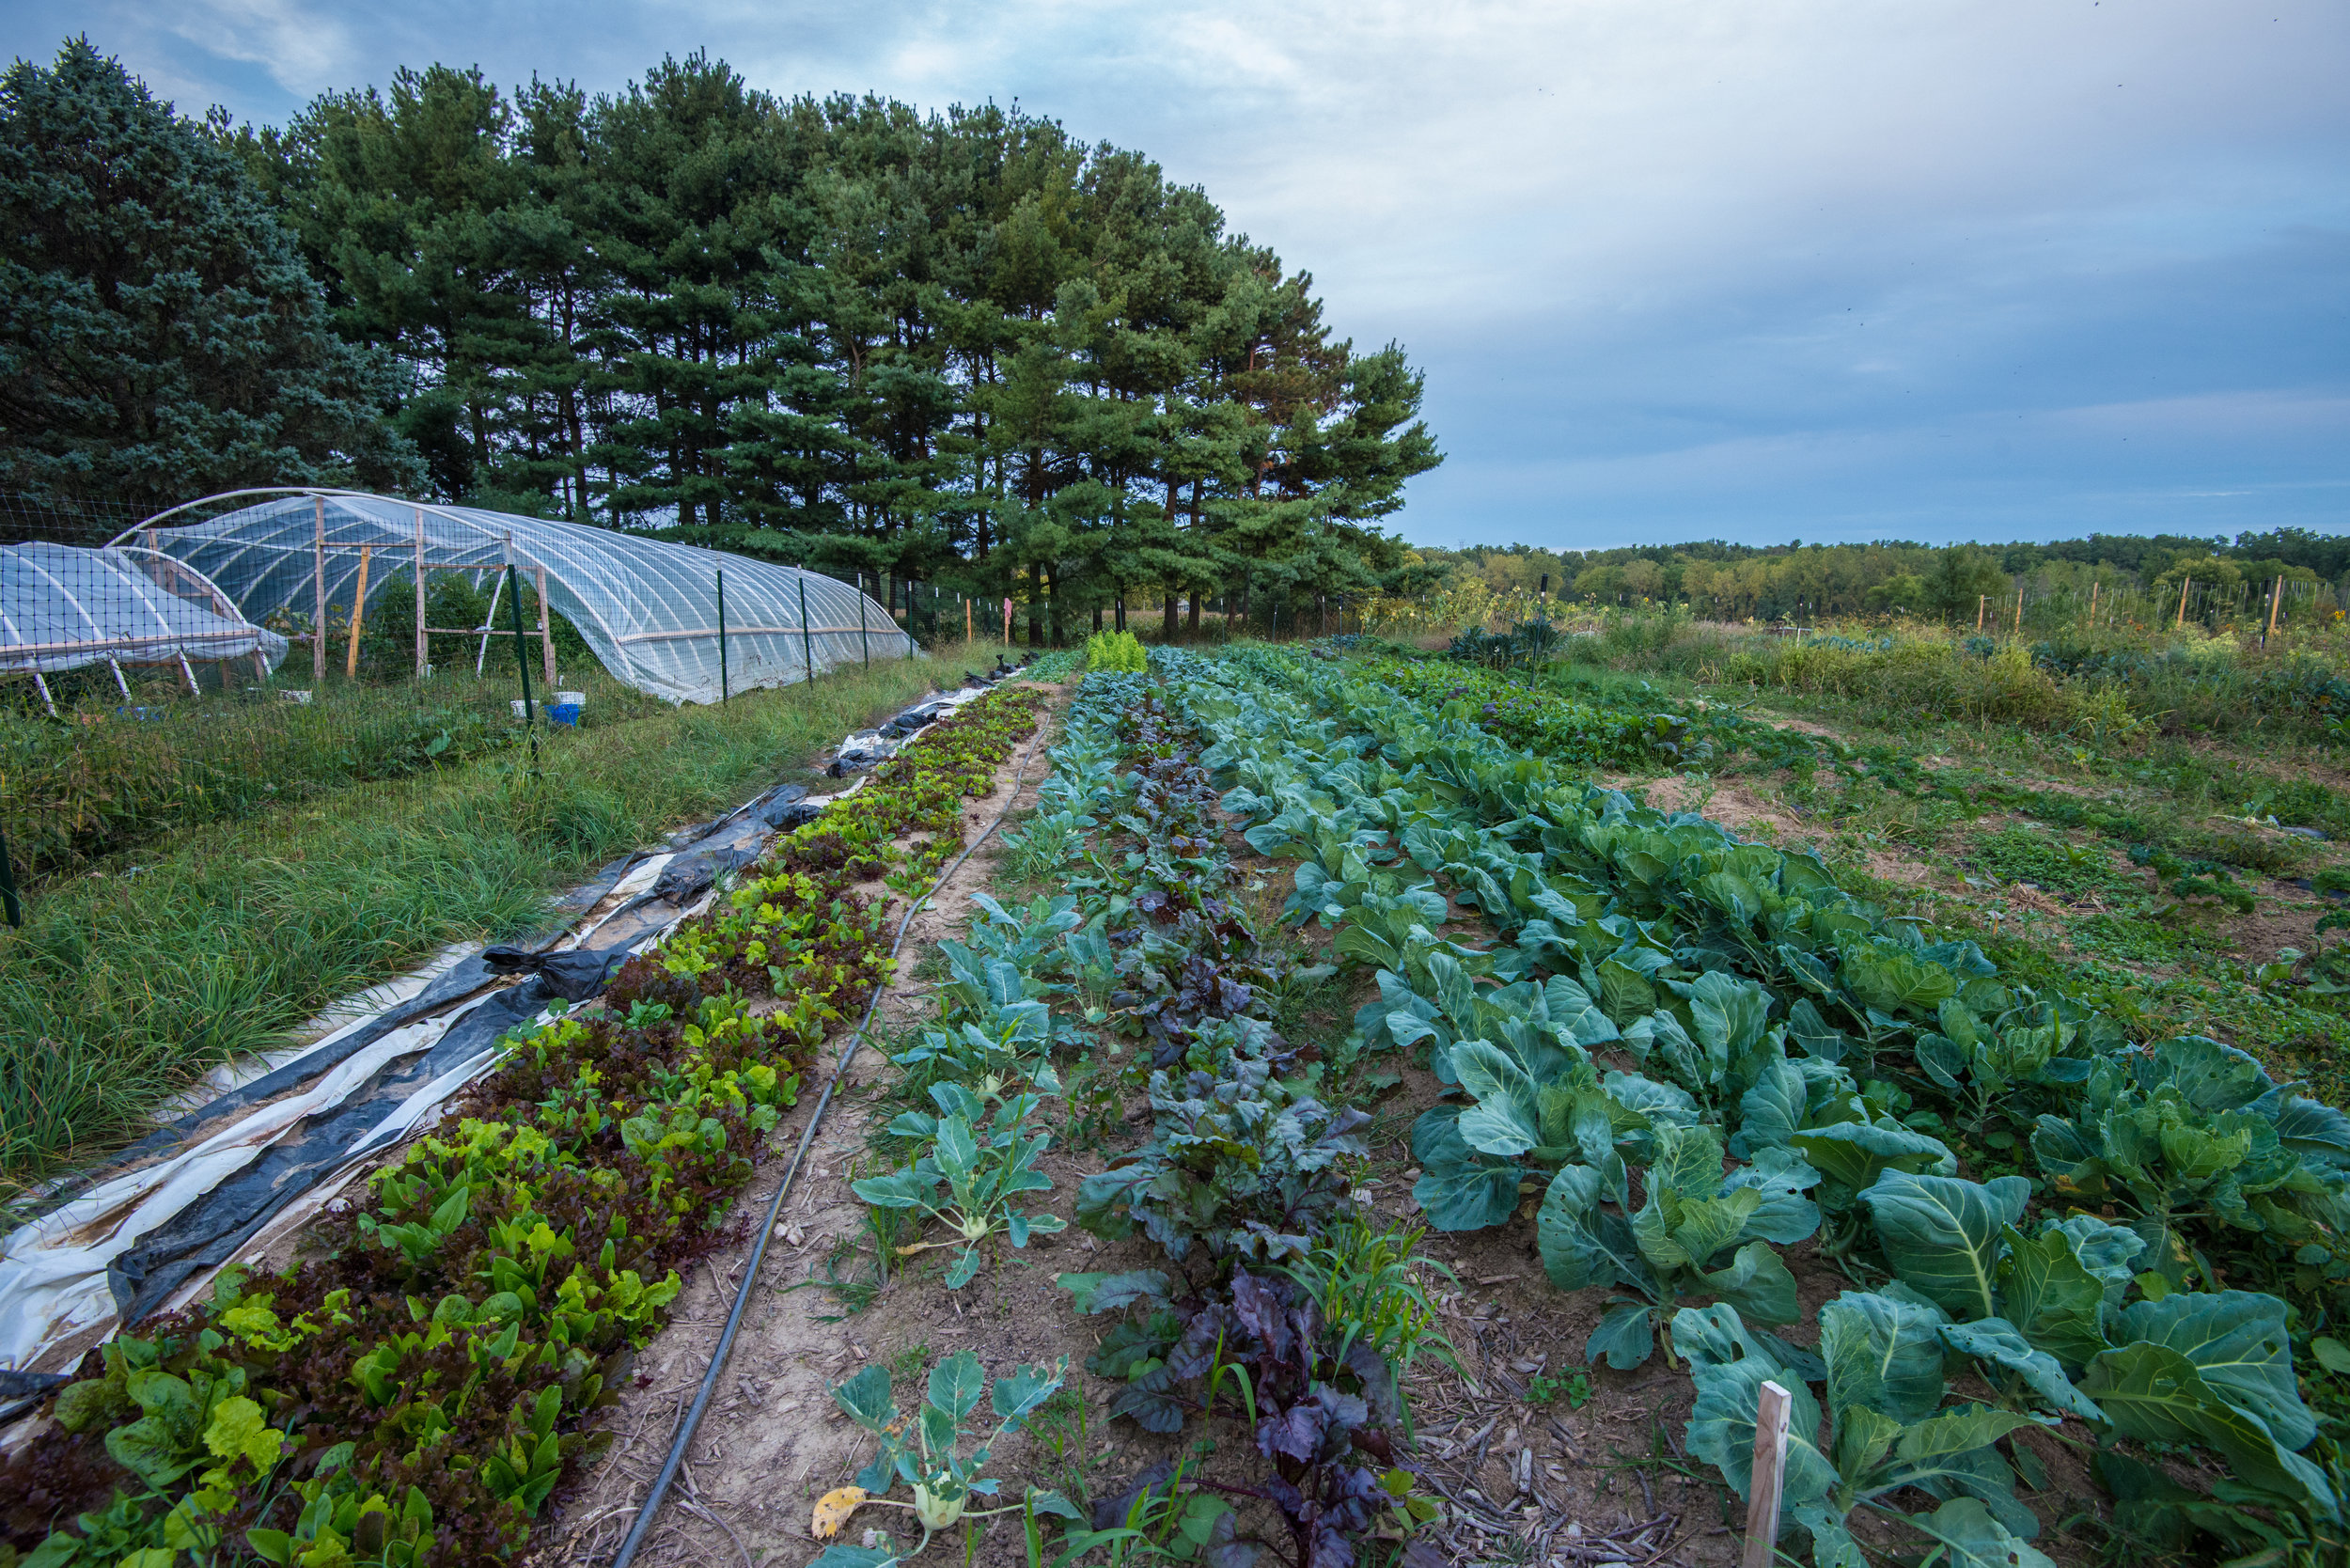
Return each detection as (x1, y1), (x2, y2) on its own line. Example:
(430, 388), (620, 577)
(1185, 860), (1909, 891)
(1170, 644), (2350, 1566)
(0, 688), (1047, 1568)
(824, 668), (1444, 1568)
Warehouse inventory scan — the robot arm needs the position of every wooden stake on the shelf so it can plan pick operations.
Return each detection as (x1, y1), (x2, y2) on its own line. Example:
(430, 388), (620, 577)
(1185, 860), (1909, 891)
(2268, 575), (2284, 639)
(415, 508), (428, 680)
(1742, 1380), (1793, 1568)
(1976, 594), (1985, 631)
(2175, 574), (2191, 629)
(345, 544), (371, 680)
(966, 596), (973, 643)
(312, 495), (327, 684)
(2013, 585), (2024, 635)
(2088, 578), (2098, 626)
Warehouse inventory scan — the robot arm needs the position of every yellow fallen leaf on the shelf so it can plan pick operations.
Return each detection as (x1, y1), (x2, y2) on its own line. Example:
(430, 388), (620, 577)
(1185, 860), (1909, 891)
(812, 1486), (869, 1540)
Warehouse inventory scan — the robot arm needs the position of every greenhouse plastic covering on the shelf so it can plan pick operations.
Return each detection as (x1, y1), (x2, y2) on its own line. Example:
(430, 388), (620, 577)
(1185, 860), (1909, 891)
(116, 490), (909, 704)
(0, 542), (289, 676)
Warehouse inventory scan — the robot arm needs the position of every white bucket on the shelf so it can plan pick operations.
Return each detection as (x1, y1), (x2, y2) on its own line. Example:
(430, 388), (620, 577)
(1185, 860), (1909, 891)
(555, 691), (585, 707)
(510, 698), (533, 720)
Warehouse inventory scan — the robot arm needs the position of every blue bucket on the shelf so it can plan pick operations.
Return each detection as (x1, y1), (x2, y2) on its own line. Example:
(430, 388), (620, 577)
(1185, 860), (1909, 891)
(548, 701), (582, 728)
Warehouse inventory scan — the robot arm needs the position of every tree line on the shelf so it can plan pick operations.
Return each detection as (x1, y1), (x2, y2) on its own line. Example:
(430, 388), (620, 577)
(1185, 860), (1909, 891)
(1422, 528), (2349, 625)
(0, 39), (1440, 640)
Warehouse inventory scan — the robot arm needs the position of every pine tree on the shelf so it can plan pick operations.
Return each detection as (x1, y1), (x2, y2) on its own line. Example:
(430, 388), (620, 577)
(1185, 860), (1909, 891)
(0, 38), (418, 509)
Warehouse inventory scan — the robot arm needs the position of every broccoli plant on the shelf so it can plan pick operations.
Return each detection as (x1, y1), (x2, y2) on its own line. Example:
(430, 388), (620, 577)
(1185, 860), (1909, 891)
(811, 1350), (1073, 1564)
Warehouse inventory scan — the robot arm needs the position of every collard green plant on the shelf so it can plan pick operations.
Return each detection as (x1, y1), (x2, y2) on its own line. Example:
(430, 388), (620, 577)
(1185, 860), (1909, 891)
(1536, 1121), (1821, 1369)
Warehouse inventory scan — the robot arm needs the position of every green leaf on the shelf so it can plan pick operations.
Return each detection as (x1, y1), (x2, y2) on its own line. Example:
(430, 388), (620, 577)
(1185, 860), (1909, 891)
(1937, 1318), (2104, 1422)
(1722, 1147), (1824, 1246)
(1413, 1105), (1522, 1231)
(2113, 1290), (2313, 1450)
(934, 1116), (979, 1178)
(1819, 1290), (1948, 1422)
(1057, 1271), (1171, 1314)
(1538, 1165), (1653, 1296)
(1994, 1225), (2111, 1370)
(810, 1548), (902, 1568)
(1684, 970), (1771, 1061)
(1908, 1497), (2060, 1568)
(1791, 1121), (1957, 1201)
(1586, 1300), (1658, 1371)
(1702, 1240), (1801, 1326)
(1859, 1170), (2029, 1322)
(992, 1362), (1064, 1425)
(1452, 1040), (1542, 1156)
(2082, 1341), (2338, 1520)
(1841, 948), (1957, 1016)
(833, 1364), (895, 1428)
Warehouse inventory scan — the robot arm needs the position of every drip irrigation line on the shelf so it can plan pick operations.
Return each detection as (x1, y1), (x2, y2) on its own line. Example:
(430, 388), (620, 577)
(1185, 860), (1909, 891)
(607, 687), (1048, 1568)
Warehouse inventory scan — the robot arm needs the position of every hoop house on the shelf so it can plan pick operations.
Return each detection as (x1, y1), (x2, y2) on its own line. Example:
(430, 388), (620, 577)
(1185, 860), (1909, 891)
(1, 541), (288, 683)
(116, 491), (909, 704)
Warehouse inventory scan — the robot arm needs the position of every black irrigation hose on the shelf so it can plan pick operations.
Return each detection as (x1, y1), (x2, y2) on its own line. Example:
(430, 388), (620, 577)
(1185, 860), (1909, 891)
(607, 703), (1051, 1568)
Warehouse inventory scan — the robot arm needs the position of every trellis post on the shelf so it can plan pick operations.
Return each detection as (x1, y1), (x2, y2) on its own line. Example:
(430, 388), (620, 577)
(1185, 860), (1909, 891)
(0, 823), (20, 928)
(535, 565), (555, 688)
(312, 494), (327, 683)
(507, 562), (539, 775)
(2268, 575), (2284, 642)
(414, 507), (428, 680)
(800, 576), (814, 685)
(2176, 574), (2192, 629)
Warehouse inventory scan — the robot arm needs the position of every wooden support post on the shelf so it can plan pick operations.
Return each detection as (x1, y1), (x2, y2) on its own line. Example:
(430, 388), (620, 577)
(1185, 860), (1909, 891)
(1741, 1380), (1792, 1568)
(2268, 575), (2284, 640)
(312, 495), (327, 684)
(1976, 594), (1985, 631)
(2176, 574), (2192, 629)
(1002, 596), (1010, 648)
(345, 544), (372, 680)
(965, 595), (972, 644)
(535, 566), (555, 688)
(2013, 584), (2024, 635)
(415, 508), (428, 680)
(2088, 578), (2098, 627)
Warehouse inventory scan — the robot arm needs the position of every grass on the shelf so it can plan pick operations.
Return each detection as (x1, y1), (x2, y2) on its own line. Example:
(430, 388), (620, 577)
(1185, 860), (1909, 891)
(0, 641), (1007, 1202)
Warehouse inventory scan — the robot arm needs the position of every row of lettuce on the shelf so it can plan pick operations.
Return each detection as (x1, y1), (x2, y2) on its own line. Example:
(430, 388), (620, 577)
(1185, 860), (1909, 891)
(1166, 643), (2350, 1567)
(823, 666), (1440, 1568)
(0, 686), (1049, 1567)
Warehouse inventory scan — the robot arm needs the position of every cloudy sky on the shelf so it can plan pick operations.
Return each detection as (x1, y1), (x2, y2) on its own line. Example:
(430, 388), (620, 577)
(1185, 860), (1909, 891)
(10, 1), (2345, 552)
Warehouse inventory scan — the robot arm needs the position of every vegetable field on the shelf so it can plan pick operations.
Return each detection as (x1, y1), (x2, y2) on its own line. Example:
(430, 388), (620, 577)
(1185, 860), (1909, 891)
(12, 632), (2350, 1568)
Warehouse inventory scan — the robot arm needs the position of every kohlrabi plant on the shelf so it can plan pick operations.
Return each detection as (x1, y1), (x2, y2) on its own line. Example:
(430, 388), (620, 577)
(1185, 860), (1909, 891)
(854, 1083), (1066, 1288)
(811, 1351), (1073, 1564)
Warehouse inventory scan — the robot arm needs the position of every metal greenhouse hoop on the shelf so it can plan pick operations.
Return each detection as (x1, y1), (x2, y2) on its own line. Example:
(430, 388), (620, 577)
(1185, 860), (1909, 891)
(114, 490), (911, 705)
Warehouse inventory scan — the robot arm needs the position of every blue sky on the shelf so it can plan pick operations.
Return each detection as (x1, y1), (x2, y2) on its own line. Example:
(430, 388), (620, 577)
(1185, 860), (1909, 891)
(11, 1), (2345, 553)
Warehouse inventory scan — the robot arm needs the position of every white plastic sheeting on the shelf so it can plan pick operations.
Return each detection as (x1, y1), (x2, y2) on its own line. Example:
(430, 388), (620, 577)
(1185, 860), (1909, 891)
(0, 542), (289, 676)
(117, 490), (910, 705)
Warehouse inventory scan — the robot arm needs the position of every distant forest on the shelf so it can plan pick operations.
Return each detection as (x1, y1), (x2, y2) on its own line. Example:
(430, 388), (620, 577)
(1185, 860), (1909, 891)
(1418, 529), (2350, 622)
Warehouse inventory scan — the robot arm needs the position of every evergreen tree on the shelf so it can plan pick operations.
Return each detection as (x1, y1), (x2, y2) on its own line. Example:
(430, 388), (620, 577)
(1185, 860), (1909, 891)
(0, 39), (418, 509)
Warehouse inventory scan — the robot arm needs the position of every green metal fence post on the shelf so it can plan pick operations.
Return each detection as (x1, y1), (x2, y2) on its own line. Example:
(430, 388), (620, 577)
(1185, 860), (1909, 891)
(0, 823), (22, 928)
(716, 567), (728, 703)
(800, 577), (814, 686)
(507, 562), (540, 776)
